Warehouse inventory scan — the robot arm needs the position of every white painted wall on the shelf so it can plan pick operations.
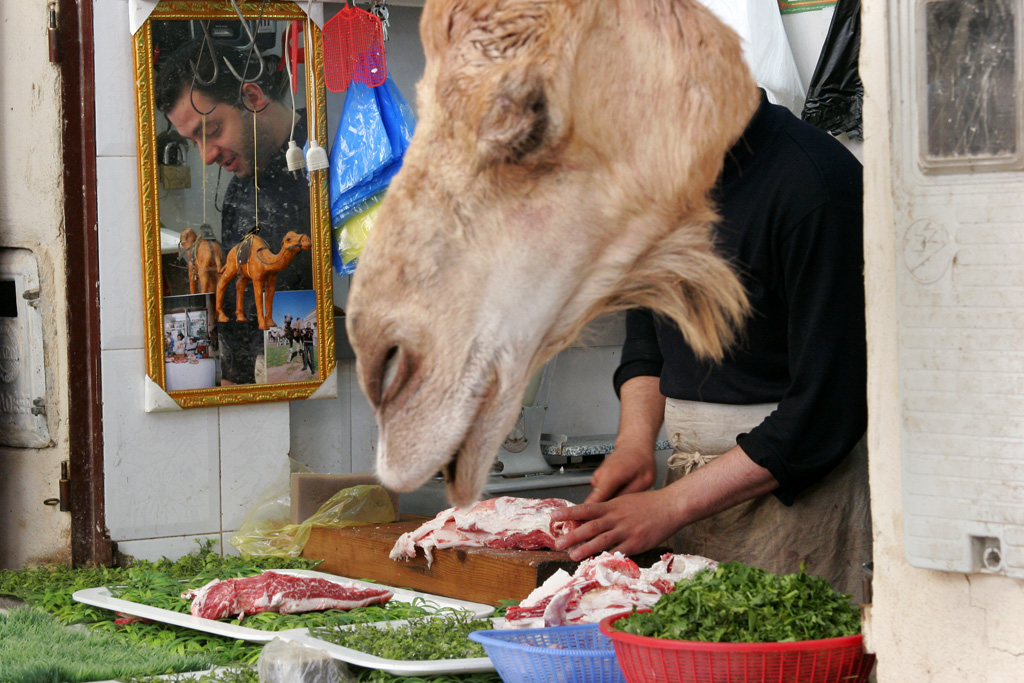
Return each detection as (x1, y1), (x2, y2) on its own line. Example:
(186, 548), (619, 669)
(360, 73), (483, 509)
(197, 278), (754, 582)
(860, 0), (1024, 680)
(0, 0), (73, 568)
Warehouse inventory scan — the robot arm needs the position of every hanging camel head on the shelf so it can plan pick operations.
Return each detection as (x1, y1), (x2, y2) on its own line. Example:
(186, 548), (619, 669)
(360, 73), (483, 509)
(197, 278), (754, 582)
(347, 0), (760, 506)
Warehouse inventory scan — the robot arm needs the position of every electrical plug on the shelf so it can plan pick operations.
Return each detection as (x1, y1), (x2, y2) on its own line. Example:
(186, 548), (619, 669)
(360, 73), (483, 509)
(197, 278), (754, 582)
(286, 140), (306, 177)
(306, 139), (330, 172)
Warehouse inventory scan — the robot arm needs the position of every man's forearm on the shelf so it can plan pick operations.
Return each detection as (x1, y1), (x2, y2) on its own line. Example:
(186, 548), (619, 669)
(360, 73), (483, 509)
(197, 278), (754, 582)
(666, 444), (780, 525)
(616, 375), (666, 450)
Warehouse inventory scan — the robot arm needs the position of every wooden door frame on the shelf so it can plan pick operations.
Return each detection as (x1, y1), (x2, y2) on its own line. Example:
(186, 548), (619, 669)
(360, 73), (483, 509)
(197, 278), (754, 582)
(59, 0), (112, 567)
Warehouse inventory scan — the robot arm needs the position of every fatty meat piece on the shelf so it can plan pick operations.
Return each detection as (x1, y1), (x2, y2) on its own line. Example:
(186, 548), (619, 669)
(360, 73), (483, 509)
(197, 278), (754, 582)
(389, 496), (580, 567)
(181, 571), (393, 620)
(503, 551), (717, 628)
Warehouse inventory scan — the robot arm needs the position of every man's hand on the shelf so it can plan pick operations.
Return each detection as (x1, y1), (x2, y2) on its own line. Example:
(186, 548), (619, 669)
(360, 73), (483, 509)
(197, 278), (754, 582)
(585, 444), (658, 504)
(586, 375), (666, 504)
(552, 447), (781, 562)
(552, 488), (682, 561)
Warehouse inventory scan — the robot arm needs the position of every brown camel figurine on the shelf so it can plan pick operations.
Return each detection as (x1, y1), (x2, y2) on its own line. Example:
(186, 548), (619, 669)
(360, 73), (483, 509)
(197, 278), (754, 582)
(215, 230), (312, 330)
(179, 227), (224, 295)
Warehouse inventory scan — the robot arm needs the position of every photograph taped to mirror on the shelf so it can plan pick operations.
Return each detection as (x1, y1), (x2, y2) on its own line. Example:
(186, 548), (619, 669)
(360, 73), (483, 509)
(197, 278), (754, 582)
(142, 5), (332, 397)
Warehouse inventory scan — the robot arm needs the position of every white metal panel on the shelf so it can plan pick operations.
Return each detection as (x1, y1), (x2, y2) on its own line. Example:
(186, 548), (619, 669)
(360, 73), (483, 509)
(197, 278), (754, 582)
(893, 0), (1024, 577)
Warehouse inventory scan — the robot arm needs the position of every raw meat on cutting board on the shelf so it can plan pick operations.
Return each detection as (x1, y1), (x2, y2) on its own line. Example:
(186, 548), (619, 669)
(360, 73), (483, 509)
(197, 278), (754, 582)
(181, 571), (393, 620)
(389, 496), (580, 567)
(503, 551), (717, 628)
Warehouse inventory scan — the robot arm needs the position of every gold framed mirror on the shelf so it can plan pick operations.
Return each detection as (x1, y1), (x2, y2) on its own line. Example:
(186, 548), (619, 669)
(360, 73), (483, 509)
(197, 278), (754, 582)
(134, 1), (335, 410)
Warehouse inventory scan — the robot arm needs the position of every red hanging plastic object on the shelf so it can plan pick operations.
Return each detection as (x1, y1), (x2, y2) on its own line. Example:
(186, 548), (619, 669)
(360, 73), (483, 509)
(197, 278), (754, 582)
(322, 4), (387, 92)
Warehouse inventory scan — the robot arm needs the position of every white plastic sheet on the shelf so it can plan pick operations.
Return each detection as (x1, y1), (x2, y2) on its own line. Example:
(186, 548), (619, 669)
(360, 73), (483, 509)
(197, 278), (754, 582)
(699, 0), (806, 115)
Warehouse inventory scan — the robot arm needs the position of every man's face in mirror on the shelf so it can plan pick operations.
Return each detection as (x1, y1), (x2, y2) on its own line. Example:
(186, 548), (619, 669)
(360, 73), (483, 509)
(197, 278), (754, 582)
(167, 85), (271, 179)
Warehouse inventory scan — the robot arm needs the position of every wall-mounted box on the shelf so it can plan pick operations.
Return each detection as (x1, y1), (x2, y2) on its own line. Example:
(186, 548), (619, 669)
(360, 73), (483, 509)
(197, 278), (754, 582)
(0, 248), (50, 448)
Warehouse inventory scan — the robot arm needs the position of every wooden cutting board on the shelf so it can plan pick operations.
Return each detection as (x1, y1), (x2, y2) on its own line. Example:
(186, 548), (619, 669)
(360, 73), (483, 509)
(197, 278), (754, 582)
(302, 517), (668, 606)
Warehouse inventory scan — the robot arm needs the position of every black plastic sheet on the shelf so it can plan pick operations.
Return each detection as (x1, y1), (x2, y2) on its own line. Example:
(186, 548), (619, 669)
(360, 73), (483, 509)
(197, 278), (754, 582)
(801, 0), (863, 140)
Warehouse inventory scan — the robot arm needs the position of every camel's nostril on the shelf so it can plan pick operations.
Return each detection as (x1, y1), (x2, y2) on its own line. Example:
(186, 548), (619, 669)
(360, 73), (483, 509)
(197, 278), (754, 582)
(380, 345), (403, 404)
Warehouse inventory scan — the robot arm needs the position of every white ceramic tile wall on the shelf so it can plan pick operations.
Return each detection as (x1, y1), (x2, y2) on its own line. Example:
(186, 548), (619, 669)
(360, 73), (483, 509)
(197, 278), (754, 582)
(97, 156), (145, 350)
(102, 349), (222, 540)
(290, 358), (377, 475)
(93, 0), (136, 157)
(116, 533), (223, 564)
(289, 367), (353, 474)
(218, 402), (291, 531)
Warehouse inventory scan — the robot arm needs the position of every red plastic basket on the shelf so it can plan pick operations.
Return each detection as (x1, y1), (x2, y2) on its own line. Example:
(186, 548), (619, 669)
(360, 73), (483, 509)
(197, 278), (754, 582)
(599, 612), (875, 683)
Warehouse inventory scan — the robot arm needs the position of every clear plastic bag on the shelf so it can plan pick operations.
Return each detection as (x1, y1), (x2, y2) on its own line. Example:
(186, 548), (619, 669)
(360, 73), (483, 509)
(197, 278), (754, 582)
(258, 637), (355, 683)
(229, 462), (396, 559)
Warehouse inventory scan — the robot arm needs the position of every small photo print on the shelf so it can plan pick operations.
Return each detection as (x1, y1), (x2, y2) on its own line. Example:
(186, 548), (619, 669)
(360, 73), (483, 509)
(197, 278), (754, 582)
(264, 290), (320, 384)
(163, 293), (219, 391)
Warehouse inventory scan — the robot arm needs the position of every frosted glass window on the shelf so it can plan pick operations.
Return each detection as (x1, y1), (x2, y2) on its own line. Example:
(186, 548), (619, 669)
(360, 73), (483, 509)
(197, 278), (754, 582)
(922, 0), (1019, 167)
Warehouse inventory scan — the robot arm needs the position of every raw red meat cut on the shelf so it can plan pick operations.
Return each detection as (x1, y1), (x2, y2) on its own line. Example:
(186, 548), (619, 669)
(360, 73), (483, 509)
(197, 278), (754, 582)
(181, 571), (393, 620)
(389, 496), (580, 567)
(503, 551), (717, 628)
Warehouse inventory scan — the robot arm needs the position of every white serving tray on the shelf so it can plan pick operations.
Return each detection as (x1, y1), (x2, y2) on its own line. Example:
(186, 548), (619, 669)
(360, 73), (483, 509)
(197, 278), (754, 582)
(72, 568), (494, 644)
(278, 616), (501, 676)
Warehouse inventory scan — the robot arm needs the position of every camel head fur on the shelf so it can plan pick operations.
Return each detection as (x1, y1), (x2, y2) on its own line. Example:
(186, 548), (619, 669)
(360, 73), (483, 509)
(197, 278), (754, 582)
(347, 0), (760, 506)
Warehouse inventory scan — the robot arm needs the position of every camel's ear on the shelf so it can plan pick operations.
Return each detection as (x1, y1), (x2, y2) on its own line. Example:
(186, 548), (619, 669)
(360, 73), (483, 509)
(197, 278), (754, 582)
(477, 71), (549, 166)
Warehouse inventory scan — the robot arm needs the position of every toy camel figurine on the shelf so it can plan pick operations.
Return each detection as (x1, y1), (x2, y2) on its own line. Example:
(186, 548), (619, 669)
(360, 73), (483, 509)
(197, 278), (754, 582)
(179, 226), (224, 294)
(215, 230), (312, 330)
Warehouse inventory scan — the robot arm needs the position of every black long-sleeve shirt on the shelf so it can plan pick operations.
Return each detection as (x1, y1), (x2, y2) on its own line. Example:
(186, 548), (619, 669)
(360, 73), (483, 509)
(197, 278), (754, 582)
(613, 92), (866, 505)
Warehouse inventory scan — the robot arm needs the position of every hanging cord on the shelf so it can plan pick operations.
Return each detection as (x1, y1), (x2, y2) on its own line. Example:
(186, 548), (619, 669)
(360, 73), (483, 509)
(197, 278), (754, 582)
(201, 115), (208, 227)
(304, 0), (330, 171)
(286, 22), (297, 143)
(253, 113), (260, 232)
(214, 166), (225, 213)
(235, 0), (272, 114)
(284, 21), (306, 177)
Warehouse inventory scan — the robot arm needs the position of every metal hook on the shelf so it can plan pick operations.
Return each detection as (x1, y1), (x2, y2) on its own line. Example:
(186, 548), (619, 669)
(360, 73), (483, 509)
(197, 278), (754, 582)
(189, 21), (219, 86)
(234, 0), (272, 113)
(226, 0), (266, 83)
(189, 79), (218, 116)
(371, 0), (390, 41)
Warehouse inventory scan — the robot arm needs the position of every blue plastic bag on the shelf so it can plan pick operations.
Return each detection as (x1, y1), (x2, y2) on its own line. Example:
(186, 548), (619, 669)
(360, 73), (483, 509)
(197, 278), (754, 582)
(329, 76), (416, 274)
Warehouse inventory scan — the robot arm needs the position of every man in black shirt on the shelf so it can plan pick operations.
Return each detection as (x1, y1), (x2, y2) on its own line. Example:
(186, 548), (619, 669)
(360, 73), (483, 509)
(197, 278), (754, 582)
(553, 91), (870, 597)
(156, 38), (312, 384)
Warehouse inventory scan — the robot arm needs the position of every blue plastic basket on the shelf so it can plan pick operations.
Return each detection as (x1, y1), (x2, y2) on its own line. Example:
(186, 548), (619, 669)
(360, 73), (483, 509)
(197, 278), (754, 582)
(469, 623), (627, 683)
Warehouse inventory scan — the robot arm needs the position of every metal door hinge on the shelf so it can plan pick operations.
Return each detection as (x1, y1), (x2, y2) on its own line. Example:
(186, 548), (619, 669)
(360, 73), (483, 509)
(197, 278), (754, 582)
(47, 3), (59, 64)
(43, 460), (70, 512)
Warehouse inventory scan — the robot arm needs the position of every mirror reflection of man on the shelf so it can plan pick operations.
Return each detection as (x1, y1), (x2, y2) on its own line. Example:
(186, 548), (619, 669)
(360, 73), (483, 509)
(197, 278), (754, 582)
(155, 36), (312, 385)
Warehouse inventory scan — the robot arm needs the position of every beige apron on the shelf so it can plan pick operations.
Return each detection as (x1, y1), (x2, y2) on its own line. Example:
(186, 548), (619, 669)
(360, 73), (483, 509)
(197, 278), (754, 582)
(664, 398), (872, 602)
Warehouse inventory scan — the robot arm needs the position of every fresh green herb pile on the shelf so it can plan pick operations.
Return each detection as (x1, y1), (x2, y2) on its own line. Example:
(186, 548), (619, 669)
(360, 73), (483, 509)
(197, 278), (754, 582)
(614, 562), (861, 643)
(0, 606), (212, 683)
(314, 612), (491, 661)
